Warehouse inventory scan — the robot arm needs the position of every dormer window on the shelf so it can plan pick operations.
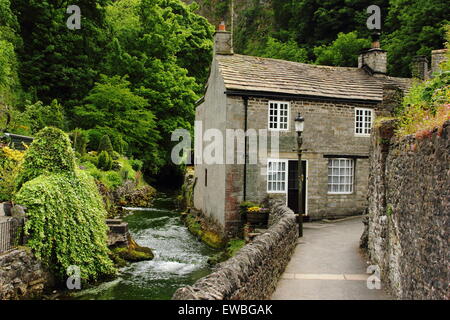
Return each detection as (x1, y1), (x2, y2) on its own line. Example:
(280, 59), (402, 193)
(268, 101), (289, 131)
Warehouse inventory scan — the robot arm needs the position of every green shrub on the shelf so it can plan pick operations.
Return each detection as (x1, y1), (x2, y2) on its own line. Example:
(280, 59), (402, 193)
(88, 167), (103, 181)
(72, 128), (89, 156)
(87, 127), (127, 154)
(105, 171), (122, 189)
(98, 134), (114, 155)
(16, 127), (76, 190)
(14, 170), (116, 281)
(111, 151), (120, 160)
(97, 151), (112, 171)
(111, 160), (121, 171)
(80, 154), (99, 167)
(0, 147), (24, 201)
(130, 159), (143, 172)
(20, 100), (67, 134)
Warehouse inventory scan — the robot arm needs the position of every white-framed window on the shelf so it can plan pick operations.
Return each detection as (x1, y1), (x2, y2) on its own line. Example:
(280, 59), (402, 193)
(267, 159), (287, 193)
(328, 158), (354, 194)
(355, 108), (373, 136)
(268, 101), (289, 131)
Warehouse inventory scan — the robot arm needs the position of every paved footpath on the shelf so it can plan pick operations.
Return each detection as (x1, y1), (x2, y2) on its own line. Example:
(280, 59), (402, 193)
(272, 216), (391, 300)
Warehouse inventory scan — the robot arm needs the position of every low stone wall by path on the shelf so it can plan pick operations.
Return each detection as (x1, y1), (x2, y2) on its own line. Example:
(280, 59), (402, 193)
(0, 248), (52, 300)
(364, 119), (449, 300)
(172, 199), (298, 300)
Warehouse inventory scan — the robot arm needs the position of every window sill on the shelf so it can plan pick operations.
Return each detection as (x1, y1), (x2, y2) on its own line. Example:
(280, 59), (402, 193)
(328, 192), (353, 195)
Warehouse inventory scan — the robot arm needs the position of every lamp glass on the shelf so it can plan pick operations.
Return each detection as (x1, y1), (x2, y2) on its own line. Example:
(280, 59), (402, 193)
(295, 115), (304, 132)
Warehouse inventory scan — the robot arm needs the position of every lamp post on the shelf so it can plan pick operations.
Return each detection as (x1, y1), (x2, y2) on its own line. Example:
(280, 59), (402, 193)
(294, 113), (305, 237)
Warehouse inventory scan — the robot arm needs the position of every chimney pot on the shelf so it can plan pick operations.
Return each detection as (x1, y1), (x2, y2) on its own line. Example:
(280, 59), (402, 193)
(214, 22), (233, 55)
(218, 21), (226, 31)
(358, 32), (387, 75)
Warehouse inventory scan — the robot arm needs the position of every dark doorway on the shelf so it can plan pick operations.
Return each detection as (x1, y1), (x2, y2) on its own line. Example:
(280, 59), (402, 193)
(288, 160), (307, 214)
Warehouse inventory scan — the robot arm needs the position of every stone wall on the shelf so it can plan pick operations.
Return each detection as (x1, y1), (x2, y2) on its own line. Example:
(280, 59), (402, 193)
(172, 199), (298, 300)
(0, 248), (52, 300)
(225, 96), (380, 222)
(364, 119), (449, 300)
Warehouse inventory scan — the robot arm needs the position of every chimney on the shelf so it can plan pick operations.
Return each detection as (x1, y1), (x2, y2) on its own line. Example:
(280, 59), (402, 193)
(358, 32), (387, 75)
(411, 55), (429, 80)
(214, 21), (233, 55)
(430, 49), (448, 75)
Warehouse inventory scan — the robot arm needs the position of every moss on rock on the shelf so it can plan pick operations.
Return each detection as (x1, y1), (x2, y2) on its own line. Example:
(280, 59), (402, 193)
(111, 235), (154, 263)
(184, 213), (226, 249)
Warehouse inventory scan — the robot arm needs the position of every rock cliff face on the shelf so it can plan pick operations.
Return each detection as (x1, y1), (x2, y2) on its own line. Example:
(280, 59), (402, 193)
(364, 119), (450, 300)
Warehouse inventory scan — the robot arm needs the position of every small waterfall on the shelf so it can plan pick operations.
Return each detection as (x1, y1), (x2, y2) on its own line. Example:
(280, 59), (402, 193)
(74, 193), (217, 300)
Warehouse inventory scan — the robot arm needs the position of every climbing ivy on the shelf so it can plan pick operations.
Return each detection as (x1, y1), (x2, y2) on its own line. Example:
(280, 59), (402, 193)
(16, 127), (76, 189)
(14, 170), (116, 281)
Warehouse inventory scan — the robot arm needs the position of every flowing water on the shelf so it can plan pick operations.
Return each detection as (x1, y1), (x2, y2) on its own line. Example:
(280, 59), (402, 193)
(72, 193), (217, 300)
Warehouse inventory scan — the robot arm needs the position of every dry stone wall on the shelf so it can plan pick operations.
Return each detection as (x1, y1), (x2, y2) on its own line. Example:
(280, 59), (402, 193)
(0, 248), (52, 299)
(172, 199), (298, 300)
(364, 119), (449, 300)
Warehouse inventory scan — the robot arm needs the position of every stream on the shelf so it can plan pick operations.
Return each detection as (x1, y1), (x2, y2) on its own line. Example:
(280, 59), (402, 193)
(72, 193), (217, 300)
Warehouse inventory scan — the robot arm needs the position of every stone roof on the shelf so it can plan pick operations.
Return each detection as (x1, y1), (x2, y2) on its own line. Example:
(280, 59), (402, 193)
(216, 54), (411, 103)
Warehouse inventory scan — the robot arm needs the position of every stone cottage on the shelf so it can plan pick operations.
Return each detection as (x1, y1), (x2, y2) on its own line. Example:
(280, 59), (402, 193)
(193, 25), (419, 235)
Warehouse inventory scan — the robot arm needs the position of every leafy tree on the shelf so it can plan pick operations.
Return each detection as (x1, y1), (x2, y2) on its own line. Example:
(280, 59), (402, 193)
(87, 127), (127, 155)
(101, 0), (210, 174)
(98, 134), (114, 155)
(260, 37), (309, 63)
(18, 100), (67, 134)
(11, 0), (109, 108)
(73, 75), (160, 171)
(383, 0), (450, 76)
(0, 0), (23, 106)
(314, 32), (371, 67)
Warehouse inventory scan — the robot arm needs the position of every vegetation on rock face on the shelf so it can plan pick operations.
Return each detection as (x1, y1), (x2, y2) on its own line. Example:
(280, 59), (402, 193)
(111, 235), (154, 263)
(16, 127), (76, 189)
(15, 170), (116, 281)
(0, 146), (24, 201)
(13, 128), (116, 281)
(184, 213), (226, 249)
(207, 238), (246, 266)
(396, 31), (450, 136)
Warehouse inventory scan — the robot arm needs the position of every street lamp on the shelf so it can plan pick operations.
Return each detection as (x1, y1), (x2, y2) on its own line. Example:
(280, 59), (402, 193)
(294, 113), (304, 237)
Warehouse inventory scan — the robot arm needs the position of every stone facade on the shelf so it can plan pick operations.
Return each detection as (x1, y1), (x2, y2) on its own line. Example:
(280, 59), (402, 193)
(172, 199), (298, 300)
(195, 93), (394, 235)
(194, 31), (411, 236)
(0, 248), (52, 300)
(364, 119), (450, 300)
